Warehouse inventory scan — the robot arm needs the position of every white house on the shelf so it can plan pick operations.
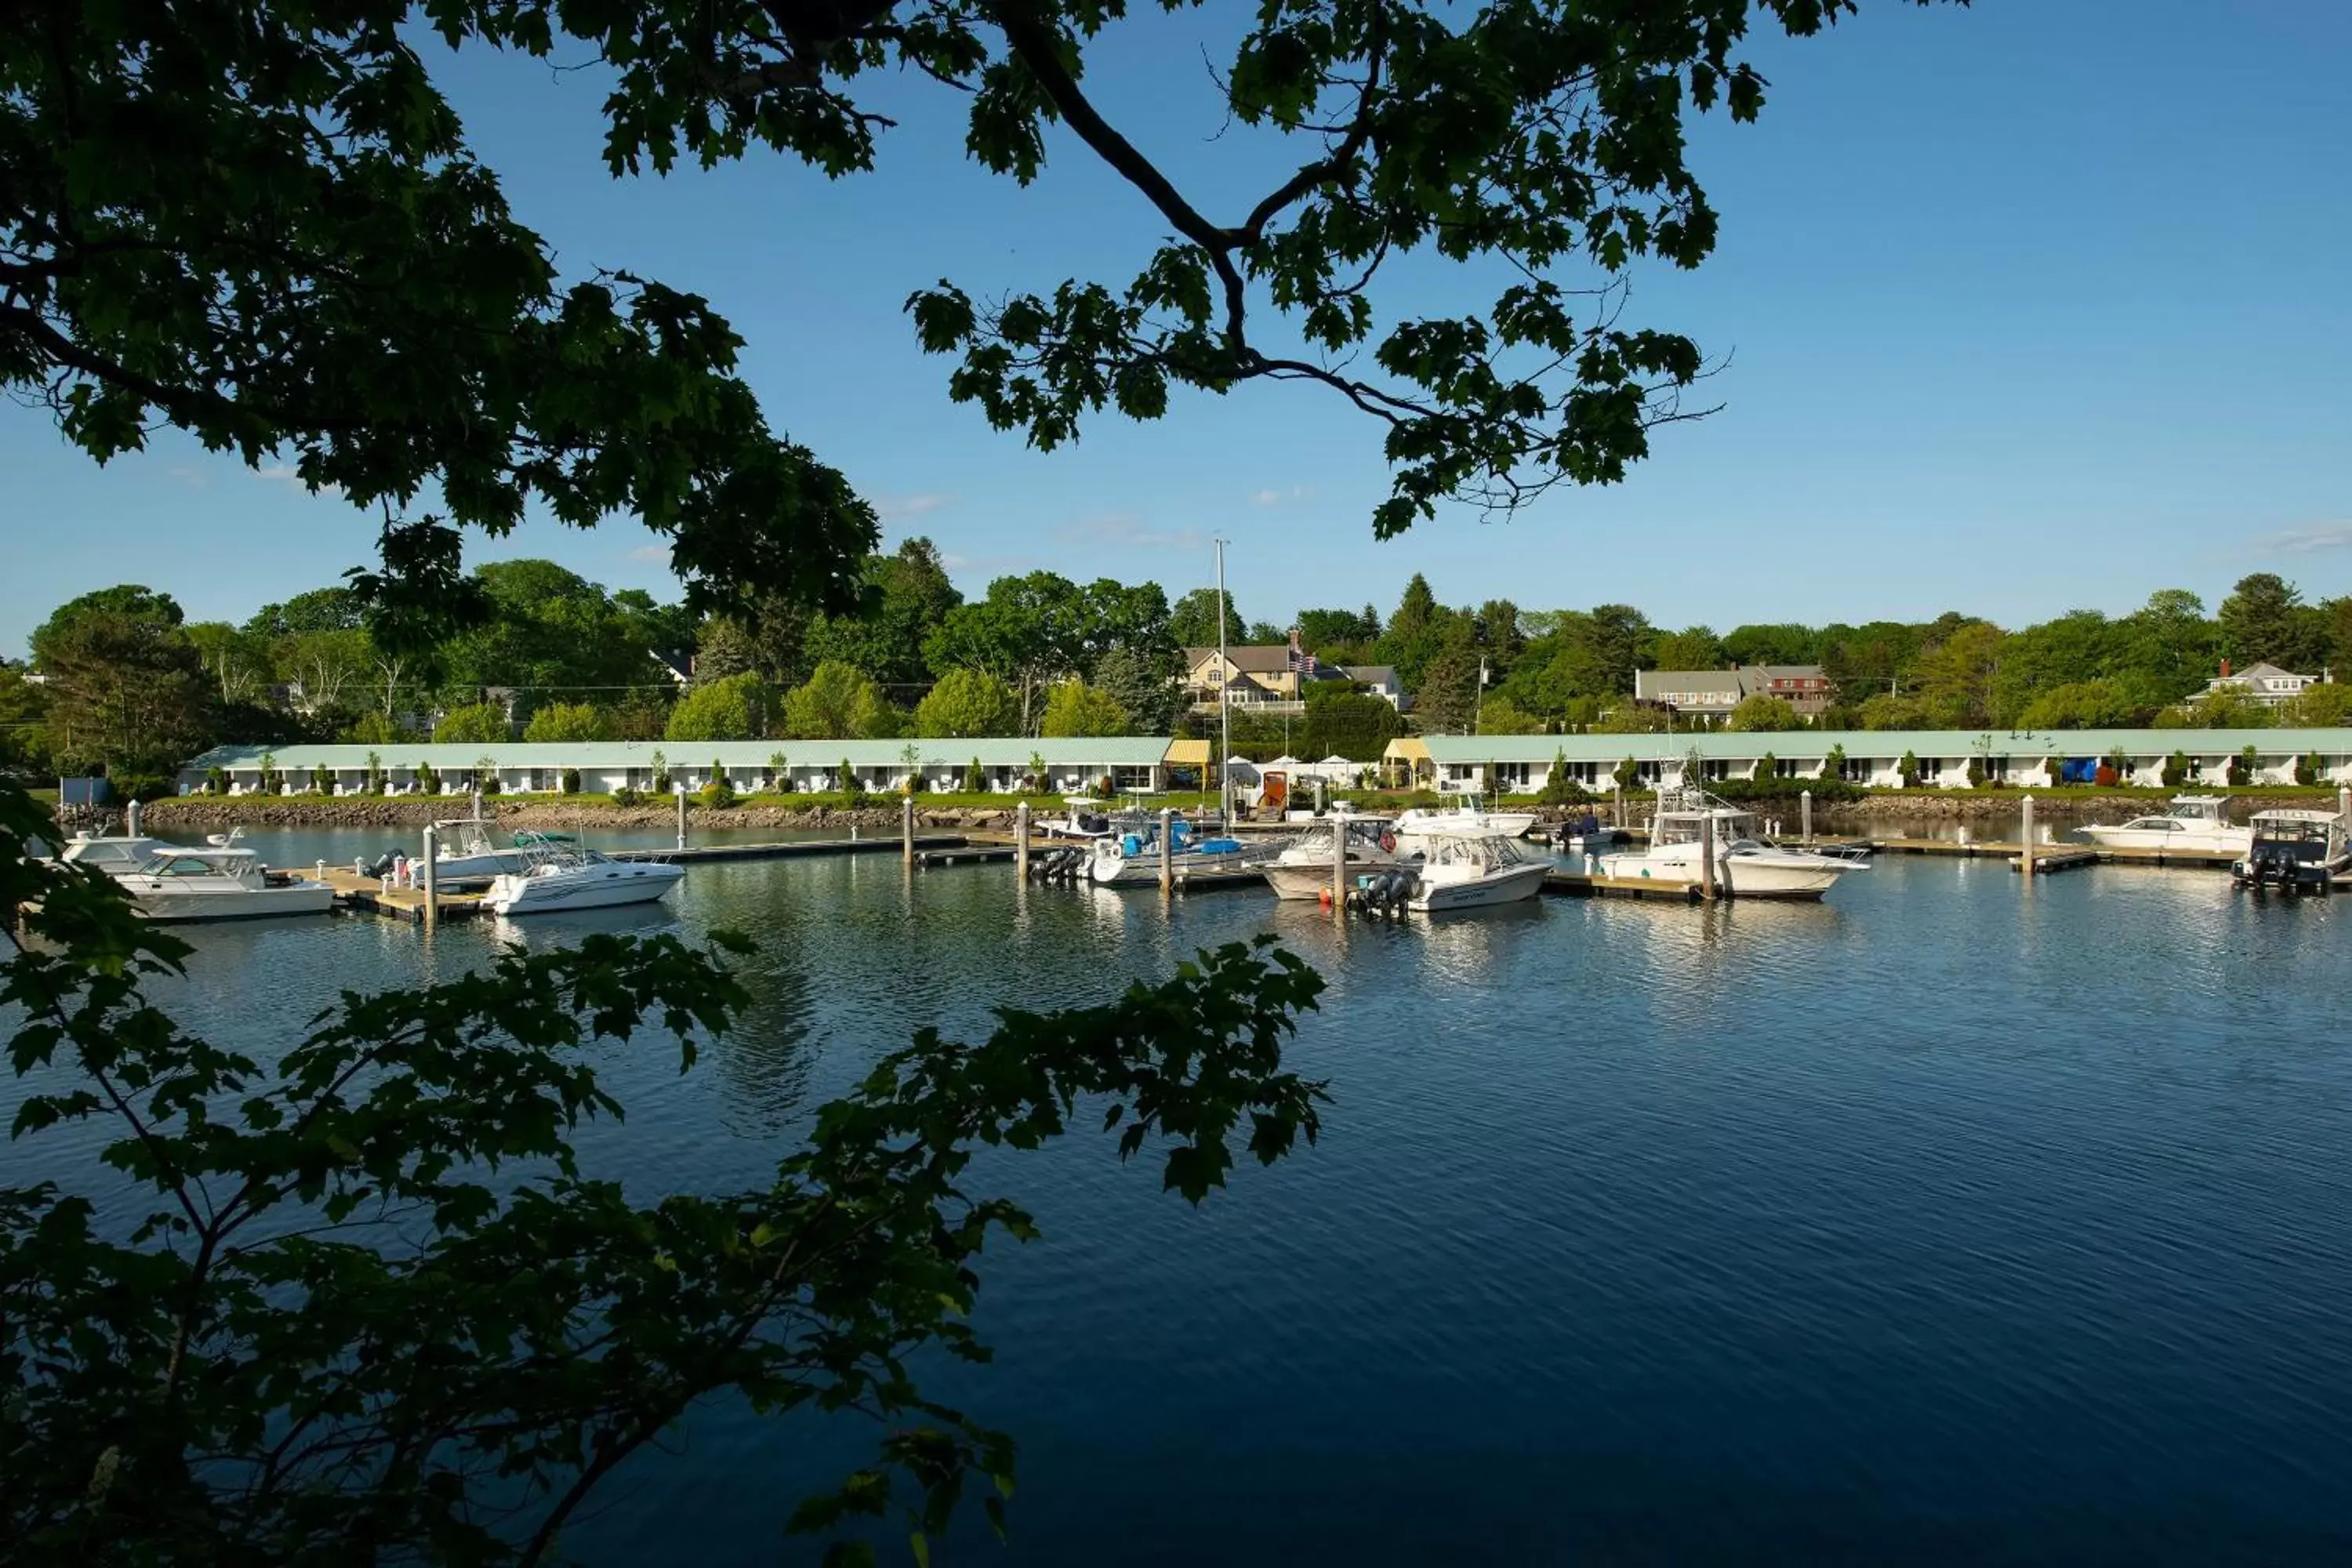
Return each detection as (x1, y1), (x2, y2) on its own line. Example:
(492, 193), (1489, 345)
(2202, 660), (2318, 710)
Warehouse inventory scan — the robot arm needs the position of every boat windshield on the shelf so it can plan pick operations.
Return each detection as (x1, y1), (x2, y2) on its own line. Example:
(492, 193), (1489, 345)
(1653, 811), (1753, 848)
(2252, 818), (2336, 846)
(1424, 835), (1532, 868)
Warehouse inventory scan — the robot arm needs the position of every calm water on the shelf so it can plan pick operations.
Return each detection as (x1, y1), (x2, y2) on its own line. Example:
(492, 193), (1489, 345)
(11, 828), (2352, 1564)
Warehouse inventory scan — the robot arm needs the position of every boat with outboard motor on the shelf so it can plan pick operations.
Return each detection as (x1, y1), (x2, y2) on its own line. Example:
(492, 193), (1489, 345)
(2078, 794), (2252, 855)
(482, 832), (684, 916)
(2230, 809), (2350, 893)
(1597, 787), (1864, 899)
(1262, 817), (1412, 900)
(52, 827), (181, 876)
(1348, 830), (1549, 913)
(1086, 815), (1279, 886)
(116, 843), (336, 922)
(425, 811), (541, 884)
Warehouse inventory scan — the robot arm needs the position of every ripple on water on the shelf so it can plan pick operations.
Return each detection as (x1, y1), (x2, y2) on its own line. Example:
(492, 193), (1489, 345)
(5, 843), (2351, 1563)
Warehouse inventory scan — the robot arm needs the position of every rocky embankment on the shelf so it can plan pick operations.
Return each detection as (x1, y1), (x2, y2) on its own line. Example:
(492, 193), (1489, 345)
(141, 797), (1025, 833)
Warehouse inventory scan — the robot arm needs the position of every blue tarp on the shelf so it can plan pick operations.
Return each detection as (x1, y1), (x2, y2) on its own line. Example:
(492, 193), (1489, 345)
(2060, 758), (2101, 783)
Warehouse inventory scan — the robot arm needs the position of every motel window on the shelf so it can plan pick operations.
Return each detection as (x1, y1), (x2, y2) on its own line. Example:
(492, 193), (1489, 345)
(1700, 760), (1730, 782)
(1636, 761), (1664, 784)
(1494, 762), (1531, 789)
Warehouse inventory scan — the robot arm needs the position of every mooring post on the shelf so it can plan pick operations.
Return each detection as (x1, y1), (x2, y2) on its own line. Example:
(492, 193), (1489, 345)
(1700, 811), (1718, 902)
(1015, 801), (1031, 880)
(420, 821), (440, 929)
(902, 794), (915, 865)
(2020, 794), (2037, 877)
(1613, 782), (1625, 834)
(125, 797), (143, 839)
(2338, 784), (2349, 822)
(1799, 789), (1812, 844)
(1158, 808), (1174, 896)
(675, 786), (687, 851)
(1332, 816), (1348, 911)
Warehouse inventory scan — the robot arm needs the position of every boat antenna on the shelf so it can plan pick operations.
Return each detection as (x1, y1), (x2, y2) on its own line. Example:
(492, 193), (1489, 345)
(1214, 534), (1230, 826)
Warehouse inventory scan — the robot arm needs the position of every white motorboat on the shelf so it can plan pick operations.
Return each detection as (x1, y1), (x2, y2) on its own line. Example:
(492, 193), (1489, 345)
(426, 815), (539, 884)
(2078, 794), (2252, 855)
(1598, 790), (1864, 900)
(117, 845), (336, 922)
(1391, 800), (1538, 844)
(2230, 809), (2350, 892)
(53, 829), (179, 876)
(1087, 817), (1275, 886)
(1262, 818), (1413, 901)
(483, 835), (684, 916)
(1370, 832), (1549, 913)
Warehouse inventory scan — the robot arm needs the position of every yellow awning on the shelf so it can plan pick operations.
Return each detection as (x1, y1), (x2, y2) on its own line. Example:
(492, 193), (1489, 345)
(1382, 738), (1431, 765)
(1163, 739), (1211, 766)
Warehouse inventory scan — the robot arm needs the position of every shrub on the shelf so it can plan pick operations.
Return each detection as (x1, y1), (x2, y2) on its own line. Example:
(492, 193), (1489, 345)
(964, 757), (987, 793)
(474, 756), (503, 797)
(559, 768), (581, 795)
(613, 784), (642, 807)
(309, 766), (332, 793)
(767, 751), (788, 792)
(205, 766), (228, 796)
(1823, 743), (1847, 782)
(364, 750), (385, 795)
(696, 776), (737, 810)
(1094, 774), (1116, 800)
(1612, 756), (1639, 791)
(110, 771), (171, 803)
(2161, 751), (2189, 788)
(2296, 753), (2320, 786)
(416, 763), (440, 795)
(1405, 788), (1443, 810)
(2225, 747), (2253, 787)
(648, 750), (671, 793)
(1897, 750), (1921, 788)
(1965, 755), (1986, 788)
(2045, 754), (2063, 785)
(1537, 750), (1590, 806)
(1712, 775), (1863, 804)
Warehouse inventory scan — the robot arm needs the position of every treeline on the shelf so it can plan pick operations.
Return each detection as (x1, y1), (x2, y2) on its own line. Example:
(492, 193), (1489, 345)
(1323, 572), (2352, 735)
(10, 553), (2351, 793)
(0, 541), (1236, 789)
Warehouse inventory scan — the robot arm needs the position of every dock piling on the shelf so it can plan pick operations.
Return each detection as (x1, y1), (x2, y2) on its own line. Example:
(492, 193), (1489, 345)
(902, 795), (915, 865)
(1332, 815), (1348, 911)
(2020, 795), (2037, 877)
(1158, 808), (1174, 896)
(675, 786), (687, 851)
(125, 797), (143, 839)
(1700, 811), (1718, 901)
(1015, 802), (1031, 880)
(2339, 785), (2349, 823)
(420, 822), (440, 929)
(1799, 789), (1811, 844)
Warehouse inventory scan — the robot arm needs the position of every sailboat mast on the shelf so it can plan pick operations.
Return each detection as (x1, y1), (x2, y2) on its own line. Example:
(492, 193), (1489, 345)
(1215, 536), (1230, 823)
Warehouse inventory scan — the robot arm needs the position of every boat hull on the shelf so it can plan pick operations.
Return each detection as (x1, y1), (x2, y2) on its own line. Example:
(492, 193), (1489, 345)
(1595, 850), (1850, 899)
(2078, 826), (2251, 853)
(1404, 860), (1551, 912)
(1088, 851), (1265, 887)
(486, 862), (684, 916)
(129, 883), (337, 922)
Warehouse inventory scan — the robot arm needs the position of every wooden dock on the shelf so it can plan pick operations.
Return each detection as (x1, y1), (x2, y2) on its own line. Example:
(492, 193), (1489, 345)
(1543, 869), (1704, 902)
(319, 866), (492, 921)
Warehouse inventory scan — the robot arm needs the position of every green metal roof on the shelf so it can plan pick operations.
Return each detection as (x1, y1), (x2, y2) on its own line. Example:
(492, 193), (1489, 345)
(1414, 728), (2352, 764)
(183, 737), (1178, 770)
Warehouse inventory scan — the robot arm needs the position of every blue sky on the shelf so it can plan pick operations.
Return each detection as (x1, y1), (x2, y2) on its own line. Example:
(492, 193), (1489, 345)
(6, 0), (2347, 655)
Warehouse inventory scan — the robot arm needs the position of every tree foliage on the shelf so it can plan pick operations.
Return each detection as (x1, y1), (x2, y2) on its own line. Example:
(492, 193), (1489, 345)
(1037, 679), (1131, 739)
(780, 661), (896, 740)
(664, 672), (772, 742)
(1726, 693), (1798, 731)
(914, 667), (1022, 739)
(0, 779), (1325, 1563)
(431, 703), (508, 745)
(521, 701), (612, 742)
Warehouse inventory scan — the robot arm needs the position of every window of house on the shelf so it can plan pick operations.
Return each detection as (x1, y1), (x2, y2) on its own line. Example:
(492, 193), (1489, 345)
(1494, 762), (1530, 789)
(1637, 761), (1663, 783)
(1701, 760), (1730, 781)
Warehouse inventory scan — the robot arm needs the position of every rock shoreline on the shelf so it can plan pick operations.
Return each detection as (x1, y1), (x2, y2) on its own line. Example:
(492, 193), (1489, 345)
(142, 797), (1023, 833)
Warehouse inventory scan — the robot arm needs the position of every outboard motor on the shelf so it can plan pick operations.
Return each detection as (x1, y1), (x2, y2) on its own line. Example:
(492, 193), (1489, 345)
(363, 849), (398, 879)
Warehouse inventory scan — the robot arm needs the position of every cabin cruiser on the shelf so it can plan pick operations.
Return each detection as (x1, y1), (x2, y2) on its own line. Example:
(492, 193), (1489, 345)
(425, 815), (539, 884)
(1262, 818), (1413, 901)
(53, 828), (180, 876)
(1389, 800), (1538, 844)
(1598, 789), (1864, 899)
(2230, 810), (2350, 893)
(483, 833), (684, 916)
(1087, 816), (1276, 886)
(2078, 795), (2252, 855)
(116, 844), (336, 922)
(1350, 831), (1549, 913)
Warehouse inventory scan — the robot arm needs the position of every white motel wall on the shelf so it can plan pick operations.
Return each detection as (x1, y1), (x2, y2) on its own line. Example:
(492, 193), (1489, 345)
(174, 738), (1178, 797)
(176, 728), (2352, 799)
(1386, 729), (2352, 793)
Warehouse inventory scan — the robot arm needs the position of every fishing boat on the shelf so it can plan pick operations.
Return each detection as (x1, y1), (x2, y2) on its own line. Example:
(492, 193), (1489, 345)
(2078, 794), (2252, 854)
(1261, 818), (1411, 901)
(52, 828), (180, 876)
(482, 833), (684, 916)
(1598, 789), (1864, 900)
(1348, 831), (1548, 913)
(2230, 809), (2350, 892)
(1086, 816), (1276, 886)
(116, 844), (336, 922)
(1391, 800), (1538, 844)
(425, 813), (540, 884)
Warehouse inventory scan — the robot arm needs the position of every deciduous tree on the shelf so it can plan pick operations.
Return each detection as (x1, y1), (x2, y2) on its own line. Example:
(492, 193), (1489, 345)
(1038, 679), (1131, 739)
(780, 661), (896, 740)
(664, 673), (772, 741)
(915, 668), (1022, 739)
